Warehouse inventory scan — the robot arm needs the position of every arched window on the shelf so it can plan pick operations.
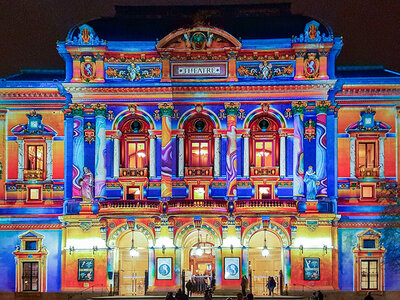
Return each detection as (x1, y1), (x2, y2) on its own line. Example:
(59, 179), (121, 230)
(184, 115), (215, 169)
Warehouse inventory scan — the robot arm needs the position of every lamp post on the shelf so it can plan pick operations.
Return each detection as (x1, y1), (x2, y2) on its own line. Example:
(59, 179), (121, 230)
(195, 229), (204, 257)
(261, 228), (269, 257)
(129, 227), (139, 257)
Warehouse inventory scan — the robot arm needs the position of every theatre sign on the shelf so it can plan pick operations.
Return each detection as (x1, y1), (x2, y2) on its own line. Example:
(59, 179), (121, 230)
(171, 62), (228, 78)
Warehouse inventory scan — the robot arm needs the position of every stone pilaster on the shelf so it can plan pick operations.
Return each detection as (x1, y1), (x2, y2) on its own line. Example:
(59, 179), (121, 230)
(93, 104), (107, 199)
(292, 101), (306, 197)
(45, 139), (53, 181)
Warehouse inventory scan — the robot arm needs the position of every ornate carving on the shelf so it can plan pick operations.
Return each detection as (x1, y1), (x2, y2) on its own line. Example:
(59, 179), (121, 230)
(224, 102), (241, 116)
(80, 56), (96, 81)
(292, 20), (333, 43)
(66, 24), (106, 46)
(158, 103), (174, 117)
(105, 64), (161, 81)
(315, 100), (331, 114)
(237, 62), (294, 79)
(304, 53), (319, 79)
(291, 101), (307, 115)
(304, 119), (316, 142)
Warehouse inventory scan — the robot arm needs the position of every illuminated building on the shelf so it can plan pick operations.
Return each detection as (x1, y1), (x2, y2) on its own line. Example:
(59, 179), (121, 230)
(0, 6), (399, 297)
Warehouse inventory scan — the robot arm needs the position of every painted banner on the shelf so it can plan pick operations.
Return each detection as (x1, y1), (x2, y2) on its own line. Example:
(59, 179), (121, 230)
(72, 117), (84, 198)
(161, 116), (172, 198)
(316, 113), (328, 197)
(293, 114), (304, 197)
(226, 115), (237, 198)
(95, 115), (106, 198)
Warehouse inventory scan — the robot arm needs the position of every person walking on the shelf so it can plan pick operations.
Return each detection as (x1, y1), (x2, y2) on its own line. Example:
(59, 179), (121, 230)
(186, 280), (193, 297)
(364, 292), (374, 300)
(310, 291), (318, 300)
(267, 276), (276, 296)
(317, 290), (324, 300)
(241, 275), (248, 296)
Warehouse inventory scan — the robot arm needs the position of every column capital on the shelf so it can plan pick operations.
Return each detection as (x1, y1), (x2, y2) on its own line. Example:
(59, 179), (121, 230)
(396, 106), (400, 117)
(318, 49), (330, 57)
(110, 130), (122, 139)
(92, 103), (108, 117)
(69, 103), (84, 117)
(295, 50), (306, 58)
(224, 102), (241, 116)
(0, 109), (7, 120)
(158, 102), (174, 117)
(291, 100), (307, 115)
(315, 100), (331, 114)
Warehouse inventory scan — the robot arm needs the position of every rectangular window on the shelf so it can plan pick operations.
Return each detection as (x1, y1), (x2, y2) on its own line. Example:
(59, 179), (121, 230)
(27, 145), (44, 170)
(361, 184), (376, 200)
(255, 141), (273, 167)
(258, 186), (272, 199)
(358, 142), (375, 169)
(25, 241), (37, 250)
(361, 260), (378, 290)
(363, 239), (376, 249)
(28, 188), (41, 201)
(127, 187), (141, 200)
(22, 262), (39, 291)
(191, 142), (209, 167)
(128, 142), (146, 168)
(193, 186), (206, 199)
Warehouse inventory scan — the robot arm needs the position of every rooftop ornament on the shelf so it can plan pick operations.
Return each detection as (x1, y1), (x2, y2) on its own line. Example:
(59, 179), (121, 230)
(292, 20), (333, 43)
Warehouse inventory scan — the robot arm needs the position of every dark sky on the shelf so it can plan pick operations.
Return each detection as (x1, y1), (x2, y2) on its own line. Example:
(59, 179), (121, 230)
(1, 0), (399, 78)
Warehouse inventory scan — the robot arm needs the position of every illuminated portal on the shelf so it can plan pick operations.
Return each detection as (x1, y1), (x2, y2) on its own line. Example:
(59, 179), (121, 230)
(182, 229), (216, 281)
(117, 231), (149, 296)
(248, 231), (283, 296)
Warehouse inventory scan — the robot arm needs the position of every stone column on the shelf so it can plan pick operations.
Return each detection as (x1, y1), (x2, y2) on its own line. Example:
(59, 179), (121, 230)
(278, 129), (287, 178)
(178, 132), (185, 178)
(294, 51), (305, 80)
(112, 131), (121, 179)
(243, 131), (250, 178)
(397, 107), (400, 184)
(292, 101), (306, 197)
(159, 103), (174, 200)
(213, 129), (221, 177)
(71, 104), (84, 198)
(0, 110), (7, 199)
(17, 140), (24, 181)
(45, 139), (53, 180)
(225, 102), (240, 199)
(315, 100), (330, 197)
(379, 136), (385, 178)
(149, 132), (156, 178)
(93, 104), (107, 199)
(350, 137), (356, 178)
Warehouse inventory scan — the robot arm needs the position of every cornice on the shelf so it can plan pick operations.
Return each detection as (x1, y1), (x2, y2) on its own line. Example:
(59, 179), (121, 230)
(0, 223), (63, 230)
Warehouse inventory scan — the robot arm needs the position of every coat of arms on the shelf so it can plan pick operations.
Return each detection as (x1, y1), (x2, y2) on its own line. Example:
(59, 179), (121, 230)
(81, 56), (96, 81)
(304, 53), (319, 79)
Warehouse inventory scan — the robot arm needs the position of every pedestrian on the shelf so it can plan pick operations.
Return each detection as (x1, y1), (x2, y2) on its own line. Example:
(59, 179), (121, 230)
(166, 292), (175, 300)
(186, 280), (193, 297)
(241, 275), (248, 296)
(204, 289), (212, 300)
(236, 293), (243, 300)
(364, 292), (374, 300)
(317, 290), (323, 300)
(267, 276), (276, 295)
(176, 288), (184, 300)
(246, 293), (254, 300)
(310, 291), (318, 300)
(211, 275), (216, 292)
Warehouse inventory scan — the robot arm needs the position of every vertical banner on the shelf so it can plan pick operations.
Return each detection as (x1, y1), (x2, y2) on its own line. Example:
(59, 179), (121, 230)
(292, 101), (306, 197)
(159, 103), (173, 199)
(315, 101), (330, 197)
(225, 102), (239, 199)
(72, 109), (84, 198)
(94, 104), (107, 199)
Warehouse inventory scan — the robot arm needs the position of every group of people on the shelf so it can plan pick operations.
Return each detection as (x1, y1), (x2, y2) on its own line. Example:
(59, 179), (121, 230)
(185, 275), (215, 295)
(309, 290), (324, 300)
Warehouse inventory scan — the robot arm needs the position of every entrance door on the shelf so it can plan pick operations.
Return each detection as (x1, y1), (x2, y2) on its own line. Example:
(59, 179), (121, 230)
(248, 230), (283, 296)
(182, 229), (215, 294)
(118, 230), (149, 296)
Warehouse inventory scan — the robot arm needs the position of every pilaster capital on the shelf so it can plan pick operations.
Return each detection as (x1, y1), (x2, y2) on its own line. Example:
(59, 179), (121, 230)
(318, 49), (330, 57)
(110, 130), (122, 140)
(315, 100), (331, 114)
(291, 100), (307, 115)
(0, 109), (7, 120)
(92, 103), (108, 117)
(295, 50), (306, 58)
(396, 106), (400, 117)
(69, 103), (84, 117)
(213, 129), (222, 138)
(278, 128), (288, 137)
(224, 102), (241, 116)
(158, 102), (174, 117)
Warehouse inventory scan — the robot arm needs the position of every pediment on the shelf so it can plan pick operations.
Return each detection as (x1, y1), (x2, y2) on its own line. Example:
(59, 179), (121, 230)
(156, 26), (241, 52)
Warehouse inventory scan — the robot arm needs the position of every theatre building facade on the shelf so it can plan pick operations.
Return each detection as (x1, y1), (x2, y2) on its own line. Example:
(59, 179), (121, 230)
(0, 14), (399, 296)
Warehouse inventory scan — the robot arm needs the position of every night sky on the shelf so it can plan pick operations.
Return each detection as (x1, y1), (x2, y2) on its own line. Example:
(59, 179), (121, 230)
(1, 0), (399, 78)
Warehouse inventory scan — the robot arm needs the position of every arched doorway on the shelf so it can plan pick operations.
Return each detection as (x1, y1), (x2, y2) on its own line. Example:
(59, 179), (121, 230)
(118, 230), (149, 296)
(248, 230), (283, 296)
(182, 229), (216, 294)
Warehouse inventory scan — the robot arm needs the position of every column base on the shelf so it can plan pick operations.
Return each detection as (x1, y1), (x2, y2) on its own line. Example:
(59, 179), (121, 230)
(79, 202), (93, 215)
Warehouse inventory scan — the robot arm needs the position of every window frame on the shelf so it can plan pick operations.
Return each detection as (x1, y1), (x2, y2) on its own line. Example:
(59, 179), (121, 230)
(22, 261), (39, 292)
(360, 259), (379, 290)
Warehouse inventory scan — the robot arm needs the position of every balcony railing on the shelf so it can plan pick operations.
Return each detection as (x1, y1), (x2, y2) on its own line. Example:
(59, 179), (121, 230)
(23, 169), (44, 180)
(359, 167), (379, 178)
(98, 200), (161, 216)
(119, 168), (148, 178)
(166, 199), (228, 215)
(250, 166), (279, 177)
(235, 199), (298, 215)
(185, 167), (213, 177)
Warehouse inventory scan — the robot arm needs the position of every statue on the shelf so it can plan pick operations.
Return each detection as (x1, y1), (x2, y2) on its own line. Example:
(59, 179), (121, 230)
(304, 165), (317, 200)
(258, 61), (273, 79)
(80, 167), (94, 202)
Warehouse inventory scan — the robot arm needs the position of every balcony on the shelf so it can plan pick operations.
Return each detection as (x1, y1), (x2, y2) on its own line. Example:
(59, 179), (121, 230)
(235, 199), (298, 216)
(185, 167), (213, 177)
(359, 167), (379, 178)
(250, 166), (279, 177)
(119, 168), (148, 178)
(23, 169), (44, 180)
(166, 199), (228, 215)
(98, 200), (161, 216)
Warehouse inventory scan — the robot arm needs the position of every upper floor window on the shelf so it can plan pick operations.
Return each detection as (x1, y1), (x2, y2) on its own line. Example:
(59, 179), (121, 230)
(184, 116), (215, 170)
(255, 141), (273, 167)
(27, 145), (44, 171)
(120, 117), (150, 170)
(358, 142), (376, 169)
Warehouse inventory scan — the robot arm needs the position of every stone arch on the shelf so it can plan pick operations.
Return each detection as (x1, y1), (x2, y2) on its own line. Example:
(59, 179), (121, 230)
(242, 221), (290, 247)
(175, 221), (222, 247)
(112, 109), (156, 130)
(178, 108), (221, 130)
(243, 107), (287, 129)
(107, 222), (155, 248)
